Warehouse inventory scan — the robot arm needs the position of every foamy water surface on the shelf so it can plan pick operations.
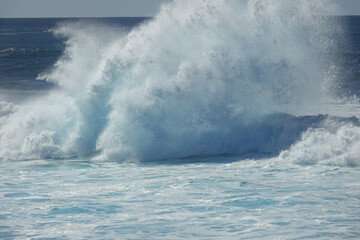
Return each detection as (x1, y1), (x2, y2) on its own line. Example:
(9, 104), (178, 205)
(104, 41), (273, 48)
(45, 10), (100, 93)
(1, 0), (360, 238)
(1, 158), (360, 239)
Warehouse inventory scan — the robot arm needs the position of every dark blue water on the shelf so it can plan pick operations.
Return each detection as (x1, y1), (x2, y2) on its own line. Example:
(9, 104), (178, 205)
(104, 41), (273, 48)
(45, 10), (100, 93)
(1, 6), (360, 239)
(336, 16), (360, 95)
(0, 18), (148, 90)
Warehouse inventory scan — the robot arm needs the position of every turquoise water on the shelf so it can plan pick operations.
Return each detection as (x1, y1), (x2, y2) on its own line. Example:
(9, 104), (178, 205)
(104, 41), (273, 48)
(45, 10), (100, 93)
(1, 1), (360, 238)
(1, 158), (359, 239)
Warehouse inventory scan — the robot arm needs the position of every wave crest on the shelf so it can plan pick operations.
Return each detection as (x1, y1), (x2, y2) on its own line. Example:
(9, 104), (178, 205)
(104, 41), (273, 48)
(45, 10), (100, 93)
(1, 0), (354, 164)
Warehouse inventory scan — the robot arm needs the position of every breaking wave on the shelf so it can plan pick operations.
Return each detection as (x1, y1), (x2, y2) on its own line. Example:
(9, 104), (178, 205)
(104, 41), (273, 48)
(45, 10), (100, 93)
(1, 0), (359, 166)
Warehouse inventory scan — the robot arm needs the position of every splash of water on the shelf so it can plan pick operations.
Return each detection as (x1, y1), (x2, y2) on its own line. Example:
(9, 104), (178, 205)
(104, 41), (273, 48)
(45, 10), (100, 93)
(1, 0), (358, 165)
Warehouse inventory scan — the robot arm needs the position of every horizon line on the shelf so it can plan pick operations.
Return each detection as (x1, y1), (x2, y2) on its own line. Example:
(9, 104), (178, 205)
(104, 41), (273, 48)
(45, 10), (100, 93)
(0, 16), (154, 19)
(1, 14), (359, 19)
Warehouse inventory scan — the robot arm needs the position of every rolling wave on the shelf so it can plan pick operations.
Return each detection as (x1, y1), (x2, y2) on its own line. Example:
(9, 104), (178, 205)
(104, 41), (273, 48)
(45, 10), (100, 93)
(1, 0), (359, 166)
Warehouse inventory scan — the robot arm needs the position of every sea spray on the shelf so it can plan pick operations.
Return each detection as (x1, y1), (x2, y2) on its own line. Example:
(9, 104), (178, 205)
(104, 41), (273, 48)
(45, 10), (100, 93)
(96, 0), (341, 161)
(0, 0), (355, 163)
(280, 117), (360, 167)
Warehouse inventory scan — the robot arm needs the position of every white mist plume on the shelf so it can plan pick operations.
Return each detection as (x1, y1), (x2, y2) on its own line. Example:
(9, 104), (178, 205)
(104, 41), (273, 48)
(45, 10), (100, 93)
(2, 0), (357, 166)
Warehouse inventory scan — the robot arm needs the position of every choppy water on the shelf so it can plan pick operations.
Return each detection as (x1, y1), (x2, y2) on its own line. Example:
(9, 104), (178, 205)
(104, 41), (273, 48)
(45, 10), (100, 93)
(1, 159), (360, 239)
(1, 0), (360, 239)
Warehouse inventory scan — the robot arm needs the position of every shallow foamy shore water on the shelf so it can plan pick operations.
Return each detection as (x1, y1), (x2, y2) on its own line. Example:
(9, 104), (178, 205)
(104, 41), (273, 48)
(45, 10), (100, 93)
(1, 158), (359, 239)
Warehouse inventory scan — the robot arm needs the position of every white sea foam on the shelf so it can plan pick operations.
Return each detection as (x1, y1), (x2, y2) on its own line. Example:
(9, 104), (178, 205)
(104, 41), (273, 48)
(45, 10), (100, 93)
(1, 0), (358, 166)
(0, 101), (17, 118)
(280, 118), (360, 166)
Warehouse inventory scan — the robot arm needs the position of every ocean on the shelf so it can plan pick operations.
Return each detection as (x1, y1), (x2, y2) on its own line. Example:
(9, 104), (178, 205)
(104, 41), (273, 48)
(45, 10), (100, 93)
(1, 1), (360, 239)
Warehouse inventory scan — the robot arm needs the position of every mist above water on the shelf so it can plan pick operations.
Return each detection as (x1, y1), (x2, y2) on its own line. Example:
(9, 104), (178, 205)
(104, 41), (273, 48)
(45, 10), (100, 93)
(1, 0), (359, 166)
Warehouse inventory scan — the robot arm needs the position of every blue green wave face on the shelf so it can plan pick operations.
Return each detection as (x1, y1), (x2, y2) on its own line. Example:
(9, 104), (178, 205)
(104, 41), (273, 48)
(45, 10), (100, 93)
(1, 0), (359, 166)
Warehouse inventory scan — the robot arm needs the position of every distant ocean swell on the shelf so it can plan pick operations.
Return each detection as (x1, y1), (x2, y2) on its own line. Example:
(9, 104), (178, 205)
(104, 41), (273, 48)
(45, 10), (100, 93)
(0, 0), (359, 166)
